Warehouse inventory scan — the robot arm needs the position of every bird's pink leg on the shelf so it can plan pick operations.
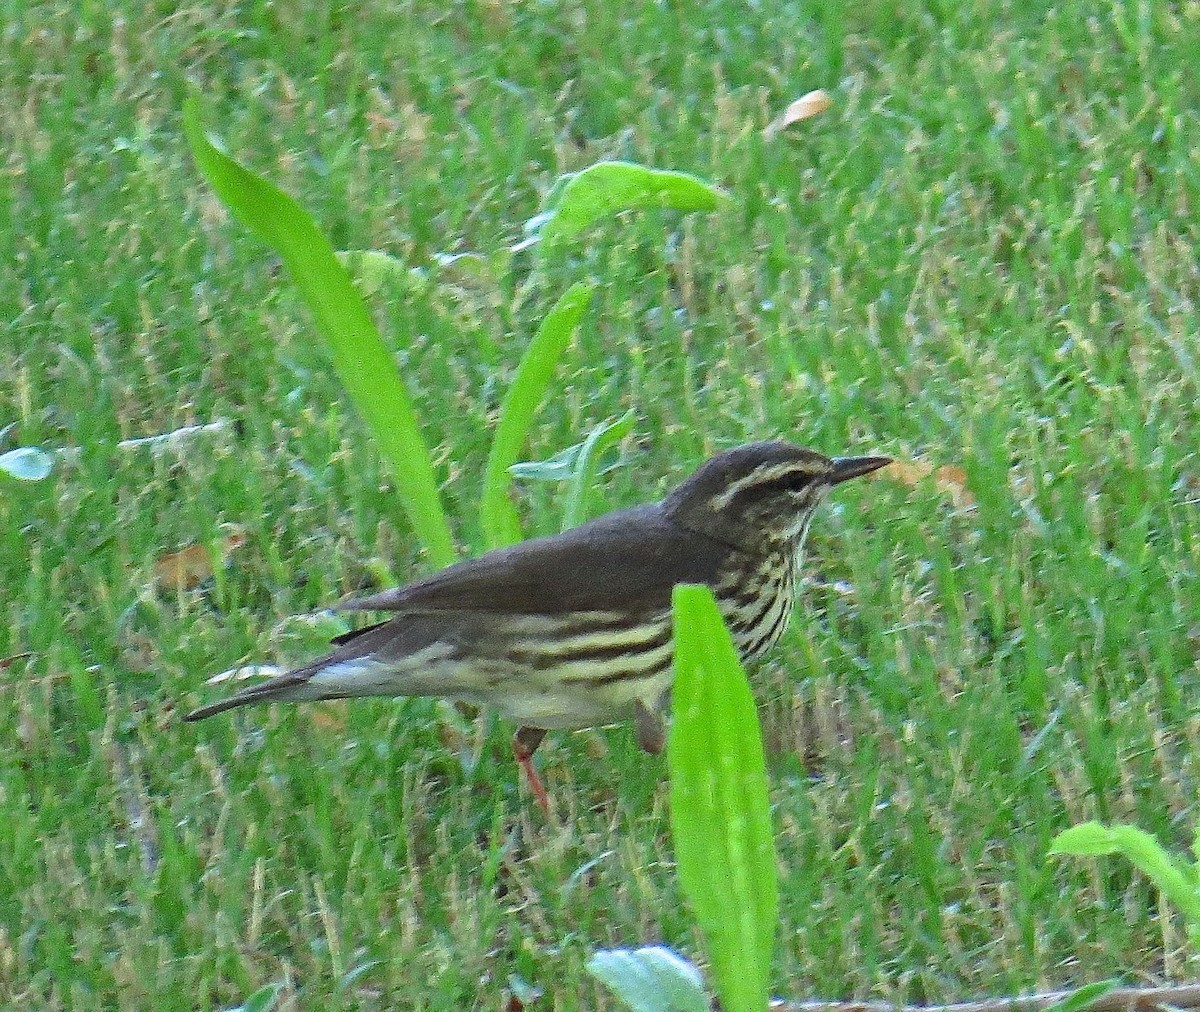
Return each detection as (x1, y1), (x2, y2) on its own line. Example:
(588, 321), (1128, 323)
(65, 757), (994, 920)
(513, 726), (550, 817)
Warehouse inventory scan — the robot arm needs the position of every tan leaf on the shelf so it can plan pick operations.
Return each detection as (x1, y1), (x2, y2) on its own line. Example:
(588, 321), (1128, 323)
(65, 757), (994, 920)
(437, 717), (470, 755)
(872, 460), (975, 507)
(310, 702), (348, 732)
(765, 89), (832, 137)
(154, 525), (247, 590)
(873, 459), (935, 485)
(933, 465), (974, 507)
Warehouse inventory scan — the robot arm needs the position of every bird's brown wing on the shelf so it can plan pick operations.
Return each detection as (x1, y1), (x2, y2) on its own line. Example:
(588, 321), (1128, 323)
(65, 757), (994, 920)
(337, 504), (724, 617)
(183, 507), (723, 721)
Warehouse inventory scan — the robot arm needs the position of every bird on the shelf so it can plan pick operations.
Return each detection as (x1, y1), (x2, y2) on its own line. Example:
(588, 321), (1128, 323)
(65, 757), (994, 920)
(183, 441), (890, 812)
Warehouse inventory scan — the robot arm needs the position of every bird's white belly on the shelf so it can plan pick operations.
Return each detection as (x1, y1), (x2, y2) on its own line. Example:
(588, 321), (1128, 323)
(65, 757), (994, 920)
(307, 613), (677, 731)
(473, 663), (675, 730)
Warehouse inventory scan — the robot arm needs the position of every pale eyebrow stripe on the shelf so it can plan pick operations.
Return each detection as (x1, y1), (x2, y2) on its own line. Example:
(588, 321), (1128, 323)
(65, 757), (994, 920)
(711, 463), (819, 511)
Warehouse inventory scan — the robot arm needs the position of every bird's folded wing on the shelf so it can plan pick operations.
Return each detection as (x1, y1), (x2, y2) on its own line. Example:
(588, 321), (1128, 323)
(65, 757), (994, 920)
(337, 505), (724, 617)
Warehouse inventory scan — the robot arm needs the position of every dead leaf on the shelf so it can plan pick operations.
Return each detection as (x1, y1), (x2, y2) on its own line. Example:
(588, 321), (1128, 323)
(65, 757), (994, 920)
(870, 459), (932, 485)
(765, 89), (832, 138)
(437, 715), (470, 756)
(933, 464), (972, 506)
(154, 525), (247, 591)
(310, 702), (348, 732)
(872, 460), (975, 507)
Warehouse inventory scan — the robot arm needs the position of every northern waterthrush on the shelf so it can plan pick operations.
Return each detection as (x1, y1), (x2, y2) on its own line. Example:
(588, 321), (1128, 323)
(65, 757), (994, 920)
(183, 441), (889, 809)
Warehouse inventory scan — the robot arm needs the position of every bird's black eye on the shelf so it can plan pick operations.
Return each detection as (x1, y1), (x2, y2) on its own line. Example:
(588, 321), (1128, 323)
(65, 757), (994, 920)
(775, 467), (820, 492)
(740, 468), (818, 505)
(787, 468), (817, 490)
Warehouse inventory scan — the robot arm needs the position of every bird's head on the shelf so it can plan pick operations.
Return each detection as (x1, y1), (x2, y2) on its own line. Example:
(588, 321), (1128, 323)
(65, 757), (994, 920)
(663, 440), (890, 553)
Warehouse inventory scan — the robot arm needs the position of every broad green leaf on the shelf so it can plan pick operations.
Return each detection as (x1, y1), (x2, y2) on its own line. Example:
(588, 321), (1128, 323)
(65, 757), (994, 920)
(1050, 821), (1200, 926)
(479, 282), (592, 549)
(183, 96), (456, 568)
(562, 410), (636, 530)
(525, 161), (728, 250)
(669, 584), (777, 1012)
(336, 249), (426, 301)
(1048, 822), (1127, 856)
(0, 447), (53, 481)
(586, 946), (709, 1012)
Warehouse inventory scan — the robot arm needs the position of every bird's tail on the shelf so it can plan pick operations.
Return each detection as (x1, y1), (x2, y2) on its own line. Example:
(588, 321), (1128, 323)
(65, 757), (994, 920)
(182, 660), (326, 722)
(183, 617), (440, 722)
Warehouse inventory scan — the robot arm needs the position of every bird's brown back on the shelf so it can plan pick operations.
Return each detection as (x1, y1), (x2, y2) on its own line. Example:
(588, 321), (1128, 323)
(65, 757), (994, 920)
(337, 504), (744, 619)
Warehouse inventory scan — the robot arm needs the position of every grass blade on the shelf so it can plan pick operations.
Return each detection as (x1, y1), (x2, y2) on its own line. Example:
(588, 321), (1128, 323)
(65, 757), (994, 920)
(562, 410), (636, 531)
(669, 583), (778, 1012)
(182, 96), (456, 568)
(479, 282), (592, 548)
(226, 981), (284, 1012)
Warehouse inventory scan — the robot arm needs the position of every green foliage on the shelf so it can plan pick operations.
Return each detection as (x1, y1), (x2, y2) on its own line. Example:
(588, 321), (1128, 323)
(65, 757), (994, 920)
(1041, 980), (1121, 1012)
(0, 447), (52, 481)
(524, 161), (729, 252)
(183, 96), (458, 568)
(479, 282), (593, 548)
(186, 110), (724, 556)
(511, 411), (638, 532)
(560, 410), (637, 532)
(587, 946), (709, 1012)
(669, 584), (778, 1012)
(225, 982), (284, 1012)
(1050, 822), (1200, 946)
(5, 0), (1200, 1005)
(335, 249), (423, 301)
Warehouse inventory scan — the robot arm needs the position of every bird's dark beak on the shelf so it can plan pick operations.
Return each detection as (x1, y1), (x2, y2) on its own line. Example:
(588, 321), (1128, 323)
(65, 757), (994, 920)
(830, 455), (892, 484)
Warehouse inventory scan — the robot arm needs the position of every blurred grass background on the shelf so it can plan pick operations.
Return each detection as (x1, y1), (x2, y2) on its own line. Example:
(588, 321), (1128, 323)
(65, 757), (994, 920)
(2, 1), (1198, 1007)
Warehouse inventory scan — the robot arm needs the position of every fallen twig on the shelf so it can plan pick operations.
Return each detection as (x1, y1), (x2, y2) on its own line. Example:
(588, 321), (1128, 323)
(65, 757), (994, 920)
(55, 418), (235, 462)
(773, 983), (1200, 1012)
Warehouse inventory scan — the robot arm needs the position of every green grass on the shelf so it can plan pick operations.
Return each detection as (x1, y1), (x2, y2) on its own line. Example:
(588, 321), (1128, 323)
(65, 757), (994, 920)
(2, 1), (1199, 1007)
